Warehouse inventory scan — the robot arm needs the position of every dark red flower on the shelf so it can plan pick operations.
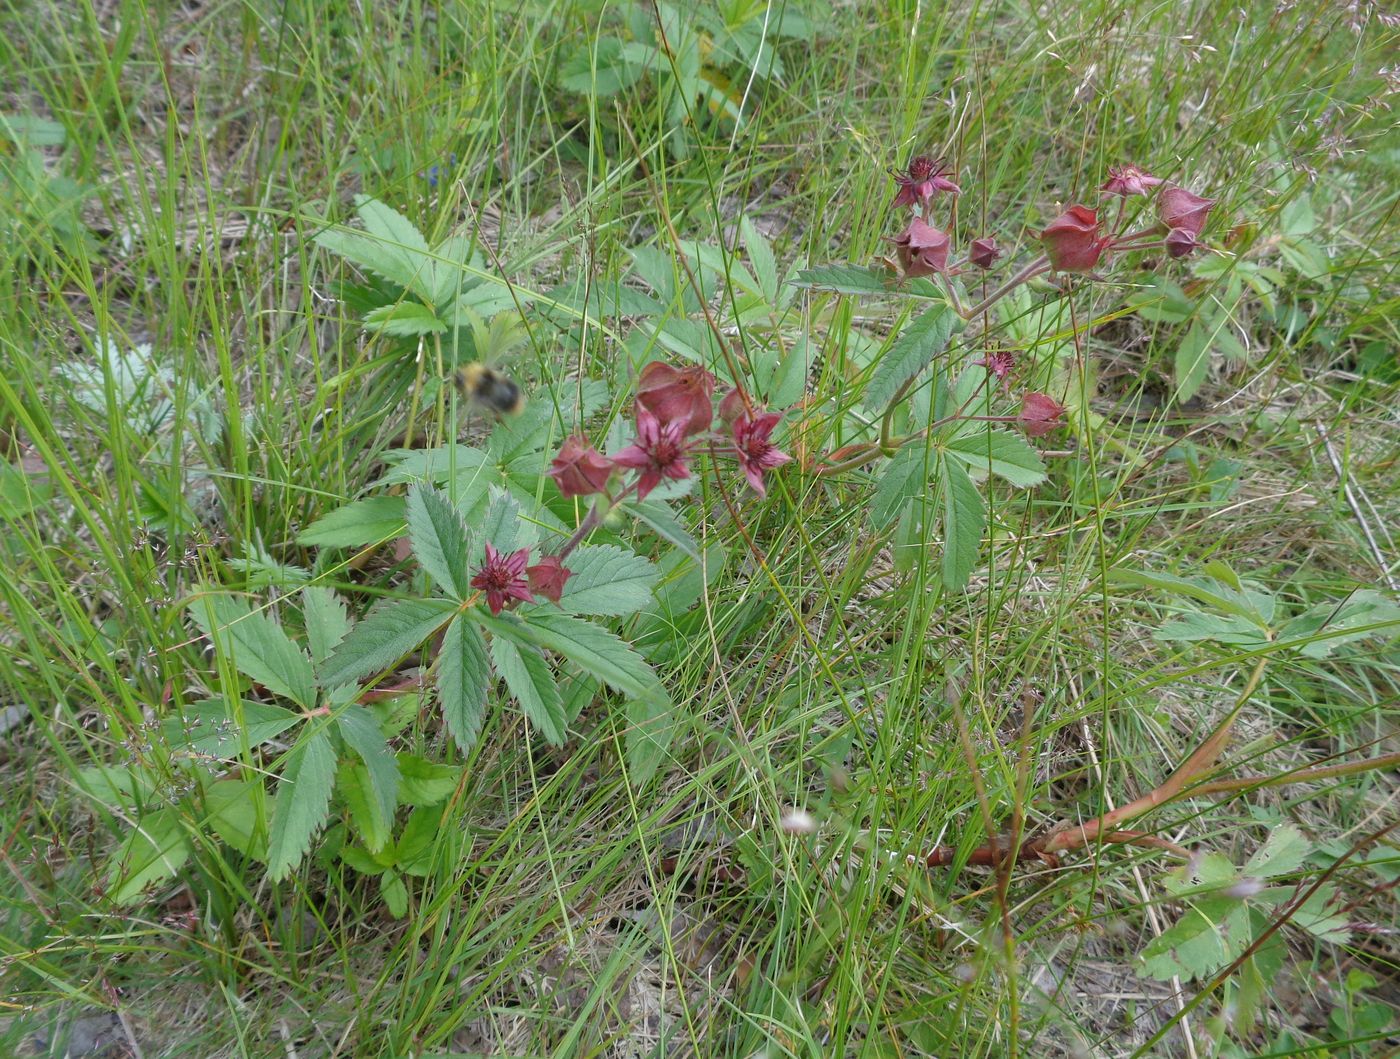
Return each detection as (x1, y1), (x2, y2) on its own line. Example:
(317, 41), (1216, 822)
(1164, 227), (1200, 258)
(635, 361), (715, 436)
(892, 155), (961, 209)
(612, 409), (693, 501)
(1100, 164), (1164, 197)
(526, 556), (572, 604)
(1040, 206), (1111, 272)
(732, 411), (792, 497)
(1017, 392), (1066, 438)
(549, 436), (615, 499)
(471, 543), (534, 615)
(975, 350), (1017, 390)
(1158, 187), (1215, 236)
(892, 218), (951, 278)
(968, 237), (1002, 269)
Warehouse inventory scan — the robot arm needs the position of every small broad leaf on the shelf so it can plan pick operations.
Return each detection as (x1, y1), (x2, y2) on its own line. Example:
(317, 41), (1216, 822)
(1245, 824), (1311, 879)
(871, 444), (932, 526)
(1175, 319), (1213, 402)
(339, 761), (392, 854)
(1155, 611), (1271, 648)
(302, 587), (350, 665)
(1126, 278), (1194, 324)
(191, 595), (318, 709)
(558, 38), (650, 95)
(438, 616), (490, 753)
(790, 263), (897, 296)
(1279, 591), (1400, 658)
(939, 456), (985, 590)
(557, 544), (659, 617)
(163, 699), (301, 758)
(1138, 901), (1252, 982)
(1108, 569), (1272, 628)
(318, 599), (457, 690)
(479, 485), (536, 555)
(298, 496), (407, 548)
(381, 870), (409, 917)
(406, 484), (473, 599)
(203, 779), (262, 857)
(489, 636), (567, 746)
(265, 729), (336, 881)
(107, 809), (192, 904)
(1293, 884), (1351, 943)
(623, 499), (700, 561)
(943, 429), (1047, 488)
(363, 301), (447, 337)
(626, 691), (674, 788)
(336, 704), (399, 825)
(741, 216), (779, 304)
(397, 754), (462, 806)
(865, 303), (958, 412)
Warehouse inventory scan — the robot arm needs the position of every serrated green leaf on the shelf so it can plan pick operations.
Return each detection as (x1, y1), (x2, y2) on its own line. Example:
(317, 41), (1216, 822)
(943, 428), (1047, 488)
(623, 499), (700, 561)
(626, 691), (673, 787)
(203, 779), (262, 858)
(939, 456), (985, 590)
(556, 545), (658, 617)
(191, 595), (318, 709)
(397, 754), (462, 806)
(741, 216), (779, 304)
(438, 616), (490, 753)
(297, 496), (407, 548)
(318, 598), (457, 690)
(163, 699), (301, 758)
(336, 704), (399, 825)
(406, 484), (473, 599)
(1293, 884), (1351, 942)
(1175, 319), (1213, 402)
(338, 760), (392, 854)
(790, 263), (895, 296)
(864, 304), (957, 412)
(513, 610), (666, 706)
(265, 729), (336, 881)
(302, 587), (350, 665)
(363, 301), (447, 337)
(1155, 611), (1271, 648)
(558, 38), (651, 95)
(107, 809), (192, 903)
(479, 485), (536, 554)
(870, 444), (931, 526)
(380, 445), (492, 487)
(315, 204), (434, 303)
(1138, 902), (1252, 982)
(489, 636), (567, 745)
(1246, 824), (1311, 879)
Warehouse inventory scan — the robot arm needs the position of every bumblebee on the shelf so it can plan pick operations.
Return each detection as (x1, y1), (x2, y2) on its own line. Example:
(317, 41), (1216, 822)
(455, 363), (525, 416)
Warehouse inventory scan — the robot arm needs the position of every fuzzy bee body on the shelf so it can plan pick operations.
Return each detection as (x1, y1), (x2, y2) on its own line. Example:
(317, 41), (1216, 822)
(456, 363), (525, 416)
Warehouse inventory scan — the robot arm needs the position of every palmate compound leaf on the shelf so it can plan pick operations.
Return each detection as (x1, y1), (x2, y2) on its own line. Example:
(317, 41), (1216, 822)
(406, 483), (473, 599)
(488, 635), (567, 746)
(438, 615), (490, 753)
(265, 728), (337, 882)
(313, 195), (437, 304)
(190, 594), (318, 710)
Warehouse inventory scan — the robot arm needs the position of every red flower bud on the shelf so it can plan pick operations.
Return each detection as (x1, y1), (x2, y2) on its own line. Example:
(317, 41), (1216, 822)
(1158, 187), (1214, 237)
(968, 237), (1002, 269)
(1017, 392), (1066, 437)
(636, 361), (715, 437)
(549, 437), (615, 499)
(1164, 227), (1200, 258)
(525, 556), (572, 604)
(718, 386), (746, 426)
(892, 218), (951, 277)
(1040, 206), (1111, 272)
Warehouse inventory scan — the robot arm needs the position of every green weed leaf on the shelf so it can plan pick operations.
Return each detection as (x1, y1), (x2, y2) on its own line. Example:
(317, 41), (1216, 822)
(108, 809), (192, 904)
(939, 456), (985, 590)
(319, 599), (457, 690)
(865, 304), (957, 412)
(557, 544), (659, 617)
(266, 729), (336, 881)
(407, 484), (473, 599)
(191, 595), (318, 710)
(438, 616), (491, 753)
(489, 636), (567, 745)
(298, 496), (407, 548)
